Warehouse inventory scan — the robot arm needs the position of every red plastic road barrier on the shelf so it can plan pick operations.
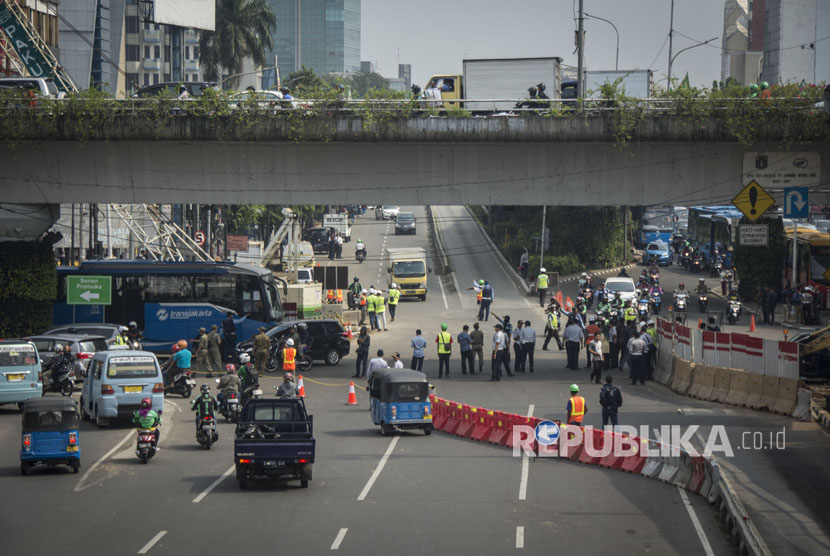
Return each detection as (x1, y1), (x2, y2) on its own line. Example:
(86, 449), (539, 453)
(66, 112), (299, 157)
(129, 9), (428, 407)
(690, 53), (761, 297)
(506, 414), (535, 449)
(598, 431), (625, 470)
(619, 436), (648, 474)
(471, 409), (492, 442)
(433, 399), (449, 431)
(444, 403), (463, 435)
(687, 455), (706, 494)
(561, 424), (585, 461)
(578, 427), (606, 465)
(456, 405), (475, 438)
(488, 411), (510, 446)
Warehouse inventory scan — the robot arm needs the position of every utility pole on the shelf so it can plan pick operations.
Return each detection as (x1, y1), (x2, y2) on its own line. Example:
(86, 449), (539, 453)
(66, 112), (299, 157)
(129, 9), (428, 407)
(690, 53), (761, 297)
(70, 203), (75, 266)
(576, 0), (585, 100)
(623, 206), (628, 264)
(667, 0), (675, 90)
(540, 205), (547, 273)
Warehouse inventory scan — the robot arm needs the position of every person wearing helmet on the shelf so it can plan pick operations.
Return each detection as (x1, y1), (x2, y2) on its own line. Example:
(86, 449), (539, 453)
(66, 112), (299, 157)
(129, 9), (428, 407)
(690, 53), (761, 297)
(279, 86), (293, 100)
(435, 323), (453, 378)
(696, 277), (708, 295)
(164, 338), (192, 387)
(126, 321), (143, 344)
(536, 82), (549, 100)
(366, 287), (378, 331)
(217, 363), (241, 409)
(114, 326), (129, 346)
(133, 398), (161, 445)
(374, 289), (388, 331)
(479, 280), (494, 321)
(276, 372), (297, 398)
(566, 384), (587, 425)
(282, 338), (297, 372)
(236, 352), (259, 391)
(355, 238), (366, 261)
(749, 83), (759, 98)
(349, 276), (363, 310)
(388, 283), (401, 321)
(43, 344), (75, 389)
(536, 267), (550, 307)
(358, 289), (368, 326)
(468, 279), (485, 307)
(177, 84), (190, 100)
(759, 81), (771, 99)
(191, 384), (218, 431)
(674, 282), (688, 306)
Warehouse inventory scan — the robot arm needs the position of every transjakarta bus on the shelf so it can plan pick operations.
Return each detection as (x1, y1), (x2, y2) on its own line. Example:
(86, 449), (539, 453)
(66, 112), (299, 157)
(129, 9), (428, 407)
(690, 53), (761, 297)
(54, 261), (285, 353)
(687, 206), (743, 267)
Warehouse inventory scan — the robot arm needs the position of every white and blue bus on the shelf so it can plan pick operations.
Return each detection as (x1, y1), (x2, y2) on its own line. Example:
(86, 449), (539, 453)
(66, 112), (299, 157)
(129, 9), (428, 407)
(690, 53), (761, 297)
(54, 261), (285, 353)
(687, 206), (744, 267)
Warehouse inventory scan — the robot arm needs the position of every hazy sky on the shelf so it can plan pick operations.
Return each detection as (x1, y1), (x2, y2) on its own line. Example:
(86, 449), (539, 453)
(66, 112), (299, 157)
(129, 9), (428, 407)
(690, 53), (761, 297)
(361, 0), (726, 91)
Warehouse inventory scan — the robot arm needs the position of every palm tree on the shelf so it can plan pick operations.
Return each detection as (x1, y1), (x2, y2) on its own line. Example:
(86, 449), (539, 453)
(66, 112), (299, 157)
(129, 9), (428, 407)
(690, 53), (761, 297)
(199, 0), (276, 89)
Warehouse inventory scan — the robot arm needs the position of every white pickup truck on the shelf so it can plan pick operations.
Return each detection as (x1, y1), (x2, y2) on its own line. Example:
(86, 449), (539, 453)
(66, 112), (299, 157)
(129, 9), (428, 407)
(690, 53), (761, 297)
(323, 213), (351, 242)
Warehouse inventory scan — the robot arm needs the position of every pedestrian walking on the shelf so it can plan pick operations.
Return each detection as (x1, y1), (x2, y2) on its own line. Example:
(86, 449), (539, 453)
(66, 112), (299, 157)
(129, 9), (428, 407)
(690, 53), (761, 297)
(562, 320), (584, 370)
(542, 305), (563, 351)
(470, 322), (484, 373)
(375, 290), (388, 331)
(599, 375), (622, 427)
(221, 312), (237, 363)
(367, 288), (378, 330)
(512, 320), (524, 371)
(520, 320), (536, 373)
(353, 326), (370, 378)
(435, 323), (453, 378)
(410, 329), (427, 371)
(458, 325), (474, 374)
(207, 324), (222, 377)
(491, 323), (511, 381)
(536, 268), (550, 307)
(627, 332), (646, 385)
(388, 283), (401, 321)
(195, 326), (209, 375)
(588, 333), (603, 384)
(566, 384), (587, 425)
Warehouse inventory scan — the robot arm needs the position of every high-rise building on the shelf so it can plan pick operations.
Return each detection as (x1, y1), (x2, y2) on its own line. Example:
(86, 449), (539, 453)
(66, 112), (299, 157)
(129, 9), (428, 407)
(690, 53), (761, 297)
(720, 0), (763, 85)
(387, 63), (411, 92)
(762, 0), (829, 84)
(264, 0), (360, 89)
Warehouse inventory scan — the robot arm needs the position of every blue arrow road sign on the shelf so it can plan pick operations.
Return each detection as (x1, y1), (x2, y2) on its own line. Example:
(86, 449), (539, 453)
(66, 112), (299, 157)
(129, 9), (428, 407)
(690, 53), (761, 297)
(535, 420), (560, 446)
(784, 187), (809, 218)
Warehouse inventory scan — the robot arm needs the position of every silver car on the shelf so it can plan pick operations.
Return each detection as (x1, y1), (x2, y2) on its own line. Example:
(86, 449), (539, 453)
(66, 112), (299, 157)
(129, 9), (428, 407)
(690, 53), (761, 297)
(26, 335), (110, 379)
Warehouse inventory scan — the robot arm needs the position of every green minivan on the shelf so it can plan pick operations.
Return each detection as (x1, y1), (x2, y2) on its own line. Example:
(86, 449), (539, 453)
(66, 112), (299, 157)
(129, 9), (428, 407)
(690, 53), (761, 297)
(0, 340), (43, 411)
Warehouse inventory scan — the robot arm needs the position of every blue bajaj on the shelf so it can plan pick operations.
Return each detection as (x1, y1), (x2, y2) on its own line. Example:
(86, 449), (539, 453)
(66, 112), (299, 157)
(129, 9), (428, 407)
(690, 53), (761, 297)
(369, 369), (433, 436)
(20, 397), (81, 475)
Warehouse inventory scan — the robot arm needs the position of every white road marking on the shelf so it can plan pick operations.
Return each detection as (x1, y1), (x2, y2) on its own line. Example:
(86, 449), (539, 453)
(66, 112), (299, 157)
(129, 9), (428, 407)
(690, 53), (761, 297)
(515, 526), (525, 549)
(74, 428), (135, 492)
(192, 465), (235, 503)
(358, 436), (399, 501)
(677, 486), (716, 556)
(137, 530), (167, 554)
(519, 404), (534, 501)
(438, 277), (449, 310)
(330, 528), (348, 550)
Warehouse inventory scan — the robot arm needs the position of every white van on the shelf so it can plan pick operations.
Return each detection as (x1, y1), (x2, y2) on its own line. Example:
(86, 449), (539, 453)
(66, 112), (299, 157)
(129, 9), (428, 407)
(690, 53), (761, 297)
(0, 77), (63, 99)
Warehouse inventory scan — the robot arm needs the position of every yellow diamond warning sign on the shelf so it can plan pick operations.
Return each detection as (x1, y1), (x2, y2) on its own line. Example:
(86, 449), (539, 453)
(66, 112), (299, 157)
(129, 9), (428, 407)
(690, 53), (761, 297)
(732, 180), (775, 222)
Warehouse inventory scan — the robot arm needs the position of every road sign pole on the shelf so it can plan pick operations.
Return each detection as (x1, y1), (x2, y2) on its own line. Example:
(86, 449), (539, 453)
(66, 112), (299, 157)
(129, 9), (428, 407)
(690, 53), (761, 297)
(792, 222), (797, 288)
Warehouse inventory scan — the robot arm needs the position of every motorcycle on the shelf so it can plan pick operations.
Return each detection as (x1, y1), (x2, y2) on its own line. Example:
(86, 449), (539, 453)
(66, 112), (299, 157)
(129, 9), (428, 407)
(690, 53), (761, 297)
(727, 301), (741, 325)
(347, 291), (359, 310)
(355, 248), (366, 263)
(241, 384), (263, 405)
(268, 341), (313, 374)
(43, 360), (75, 396)
(690, 255), (702, 273)
(135, 428), (157, 464)
(219, 390), (241, 422)
(650, 291), (662, 314)
(165, 369), (195, 398)
(581, 287), (594, 309)
(196, 414), (218, 449)
(675, 293), (689, 313)
(680, 248), (691, 268)
(637, 297), (650, 320)
(649, 270), (659, 284)
(711, 260), (723, 278)
(698, 294), (709, 313)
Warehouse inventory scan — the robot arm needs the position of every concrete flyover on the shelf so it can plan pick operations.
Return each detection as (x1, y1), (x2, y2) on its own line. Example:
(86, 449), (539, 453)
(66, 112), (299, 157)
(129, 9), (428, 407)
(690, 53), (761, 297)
(0, 112), (827, 205)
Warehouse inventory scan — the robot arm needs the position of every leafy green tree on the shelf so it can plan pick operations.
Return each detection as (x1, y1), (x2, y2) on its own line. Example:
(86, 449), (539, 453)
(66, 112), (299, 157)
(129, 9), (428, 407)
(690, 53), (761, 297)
(285, 66), (327, 95)
(199, 0), (276, 89)
(348, 72), (389, 97)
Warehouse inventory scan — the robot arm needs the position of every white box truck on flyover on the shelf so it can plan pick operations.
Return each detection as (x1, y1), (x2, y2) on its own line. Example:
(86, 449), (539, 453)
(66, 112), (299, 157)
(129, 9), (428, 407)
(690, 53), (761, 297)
(422, 57), (563, 112)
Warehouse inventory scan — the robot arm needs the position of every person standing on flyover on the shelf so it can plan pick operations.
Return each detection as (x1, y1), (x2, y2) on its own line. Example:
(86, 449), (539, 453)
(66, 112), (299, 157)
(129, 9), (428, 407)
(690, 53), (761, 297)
(375, 289), (388, 331)
(479, 281), (494, 321)
(536, 268), (550, 307)
(207, 324), (223, 378)
(366, 288), (378, 331)
(252, 326), (270, 374)
(388, 283), (401, 321)
(491, 323), (510, 381)
(221, 312), (237, 363)
(566, 384), (587, 425)
(458, 324), (473, 375)
(435, 323), (453, 378)
(410, 329), (427, 371)
(599, 376), (622, 428)
(562, 319), (584, 370)
(469, 322), (484, 373)
(195, 327), (209, 375)
(521, 320), (536, 373)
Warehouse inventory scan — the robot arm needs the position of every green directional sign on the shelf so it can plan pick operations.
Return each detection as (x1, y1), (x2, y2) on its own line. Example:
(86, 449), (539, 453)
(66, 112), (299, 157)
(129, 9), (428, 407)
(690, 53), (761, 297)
(67, 275), (112, 305)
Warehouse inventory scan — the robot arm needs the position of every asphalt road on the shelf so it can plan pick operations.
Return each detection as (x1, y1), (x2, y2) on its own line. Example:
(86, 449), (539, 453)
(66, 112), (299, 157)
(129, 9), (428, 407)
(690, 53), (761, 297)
(0, 207), (743, 555)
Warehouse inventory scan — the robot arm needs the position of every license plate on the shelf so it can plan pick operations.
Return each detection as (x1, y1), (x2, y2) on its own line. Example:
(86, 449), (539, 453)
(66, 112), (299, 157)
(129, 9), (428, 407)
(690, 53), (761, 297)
(264, 460), (285, 467)
(405, 290), (416, 295)
(424, 415), (433, 420)
(185, 379), (196, 386)
(124, 385), (143, 393)
(252, 389), (263, 396)
(138, 442), (152, 448)
(66, 446), (79, 452)
(228, 399), (238, 405)
(6, 374), (24, 382)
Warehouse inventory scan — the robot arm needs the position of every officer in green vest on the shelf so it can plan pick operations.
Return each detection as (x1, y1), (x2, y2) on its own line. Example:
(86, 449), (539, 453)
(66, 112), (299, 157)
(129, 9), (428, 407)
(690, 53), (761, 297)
(375, 290), (388, 331)
(367, 288), (378, 330)
(536, 268), (550, 307)
(388, 283), (401, 321)
(542, 306), (563, 350)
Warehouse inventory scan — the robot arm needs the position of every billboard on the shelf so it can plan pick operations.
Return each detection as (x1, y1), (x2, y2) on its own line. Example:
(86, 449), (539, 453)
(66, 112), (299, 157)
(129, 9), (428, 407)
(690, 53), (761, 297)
(155, 0), (216, 31)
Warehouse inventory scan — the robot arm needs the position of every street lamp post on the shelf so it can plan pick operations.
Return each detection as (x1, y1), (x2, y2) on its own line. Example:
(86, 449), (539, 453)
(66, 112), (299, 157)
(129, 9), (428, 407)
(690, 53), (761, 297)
(667, 37), (718, 91)
(584, 12), (619, 71)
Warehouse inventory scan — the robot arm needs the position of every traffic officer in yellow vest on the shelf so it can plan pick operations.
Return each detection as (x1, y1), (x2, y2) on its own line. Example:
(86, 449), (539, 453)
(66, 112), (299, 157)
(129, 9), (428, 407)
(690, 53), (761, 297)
(542, 306), (563, 350)
(623, 300), (637, 325)
(114, 326), (129, 346)
(566, 383), (587, 425)
(375, 289), (388, 331)
(536, 268), (550, 307)
(366, 288), (378, 331)
(435, 323), (453, 378)
(388, 283), (401, 321)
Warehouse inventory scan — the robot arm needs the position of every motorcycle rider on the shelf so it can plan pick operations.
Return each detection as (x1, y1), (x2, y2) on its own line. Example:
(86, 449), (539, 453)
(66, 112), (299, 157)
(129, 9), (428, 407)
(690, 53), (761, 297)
(276, 372), (298, 398)
(237, 353), (258, 388)
(114, 326), (129, 346)
(191, 384), (218, 434)
(164, 339), (191, 388)
(696, 277), (708, 295)
(126, 321), (143, 345)
(355, 238), (367, 260)
(282, 338), (297, 372)
(674, 282), (688, 302)
(43, 344), (74, 390)
(217, 363), (241, 409)
(596, 281), (610, 304)
(648, 262), (659, 279)
(349, 276), (363, 309)
(133, 398), (161, 446)
(578, 272), (591, 289)
(623, 300), (638, 325)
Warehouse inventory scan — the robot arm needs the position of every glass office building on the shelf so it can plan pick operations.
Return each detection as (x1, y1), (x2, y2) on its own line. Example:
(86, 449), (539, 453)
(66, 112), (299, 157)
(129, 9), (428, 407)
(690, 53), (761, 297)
(264, 0), (360, 88)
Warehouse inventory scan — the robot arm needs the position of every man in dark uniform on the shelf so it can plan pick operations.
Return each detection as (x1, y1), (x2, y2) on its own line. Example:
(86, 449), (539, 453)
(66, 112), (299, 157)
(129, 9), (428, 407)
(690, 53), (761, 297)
(221, 312), (237, 362)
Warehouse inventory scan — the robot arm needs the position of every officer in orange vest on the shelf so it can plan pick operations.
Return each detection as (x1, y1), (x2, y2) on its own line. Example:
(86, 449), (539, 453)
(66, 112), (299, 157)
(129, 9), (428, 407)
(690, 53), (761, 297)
(283, 338), (297, 372)
(566, 383), (587, 425)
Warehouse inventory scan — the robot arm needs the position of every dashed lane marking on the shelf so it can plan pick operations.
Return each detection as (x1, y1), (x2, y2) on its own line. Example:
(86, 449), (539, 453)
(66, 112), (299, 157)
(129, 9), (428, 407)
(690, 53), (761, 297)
(516, 526), (525, 549)
(357, 436), (399, 501)
(137, 531), (167, 554)
(330, 528), (348, 550)
(192, 465), (235, 503)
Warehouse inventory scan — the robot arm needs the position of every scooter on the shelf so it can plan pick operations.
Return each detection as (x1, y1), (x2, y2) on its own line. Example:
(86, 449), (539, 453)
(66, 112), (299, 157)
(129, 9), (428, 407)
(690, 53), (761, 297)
(581, 287), (594, 310)
(219, 391), (241, 422)
(43, 361), (75, 396)
(698, 294), (709, 313)
(650, 291), (662, 314)
(135, 428), (157, 464)
(196, 415), (218, 450)
(727, 301), (742, 325)
(711, 260), (723, 278)
(690, 255), (702, 273)
(675, 293), (689, 313)
(165, 369), (195, 398)
(637, 297), (650, 320)
(355, 248), (366, 263)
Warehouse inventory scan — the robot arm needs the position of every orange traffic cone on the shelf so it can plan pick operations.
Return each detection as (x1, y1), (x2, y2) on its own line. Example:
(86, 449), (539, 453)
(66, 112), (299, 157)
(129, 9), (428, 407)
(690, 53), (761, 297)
(749, 314), (756, 332)
(347, 323), (353, 340)
(346, 381), (358, 405)
(297, 374), (306, 397)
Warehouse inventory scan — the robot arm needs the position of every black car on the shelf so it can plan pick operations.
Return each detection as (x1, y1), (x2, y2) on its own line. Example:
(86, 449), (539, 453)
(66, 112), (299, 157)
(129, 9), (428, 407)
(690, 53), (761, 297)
(132, 81), (219, 98)
(236, 319), (350, 369)
(395, 212), (417, 235)
(304, 227), (332, 254)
